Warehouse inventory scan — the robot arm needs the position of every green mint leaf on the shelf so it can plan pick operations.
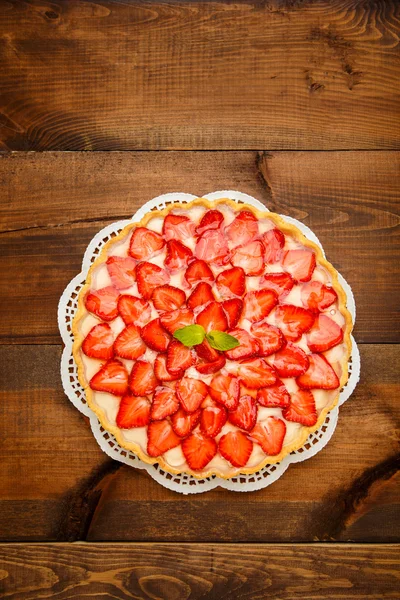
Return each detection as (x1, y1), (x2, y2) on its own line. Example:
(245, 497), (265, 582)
(173, 324), (206, 347)
(206, 330), (240, 351)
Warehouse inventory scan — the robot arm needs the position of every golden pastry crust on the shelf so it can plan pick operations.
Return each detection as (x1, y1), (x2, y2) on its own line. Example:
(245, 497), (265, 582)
(72, 198), (353, 479)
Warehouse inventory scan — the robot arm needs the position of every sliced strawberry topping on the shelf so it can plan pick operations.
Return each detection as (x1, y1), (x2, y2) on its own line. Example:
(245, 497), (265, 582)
(136, 262), (169, 300)
(231, 240), (264, 276)
(160, 307), (194, 335)
(171, 407), (201, 437)
(274, 304), (315, 342)
(200, 404), (227, 438)
(222, 298), (243, 329)
(241, 289), (277, 323)
(301, 280), (338, 312)
(176, 377), (209, 413)
(238, 358), (277, 389)
(297, 353), (340, 390)
(216, 267), (246, 298)
(82, 323), (114, 360)
(271, 342), (309, 378)
(182, 431), (218, 470)
(195, 228), (230, 266)
(141, 318), (171, 352)
(226, 210), (258, 247)
(166, 340), (195, 374)
(256, 380), (290, 408)
(184, 259), (215, 286)
(116, 394), (151, 428)
(106, 256), (137, 290)
(129, 360), (158, 396)
(250, 321), (284, 357)
(187, 282), (215, 309)
(283, 390), (318, 426)
(147, 420), (181, 457)
(195, 209), (224, 236)
(85, 286), (119, 321)
(151, 386), (180, 421)
(260, 228), (285, 263)
(283, 249), (316, 282)
(307, 314), (344, 353)
(250, 417), (286, 456)
(118, 295), (151, 327)
(228, 395), (257, 432)
(129, 227), (165, 261)
(114, 324), (146, 360)
(195, 338), (221, 362)
(152, 285), (186, 312)
(195, 355), (226, 375)
(196, 301), (228, 332)
(259, 272), (294, 299)
(219, 430), (253, 467)
(154, 353), (183, 381)
(225, 328), (259, 360)
(90, 359), (129, 396)
(165, 240), (193, 272)
(163, 213), (195, 241)
(209, 373), (240, 410)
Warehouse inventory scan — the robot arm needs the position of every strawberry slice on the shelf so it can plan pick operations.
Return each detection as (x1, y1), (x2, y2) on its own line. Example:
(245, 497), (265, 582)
(171, 407), (201, 437)
(222, 298), (243, 329)
(182, 431), (218, 470)
(195, 229), (230, 266)
(196, 301), (228, 332)
(136, 262), (170, 300)
(116, 394), (151, 428)
(167, 340), (195, 374)
(184, 259), (214, 286)
(195, 338), (221, 362)
(256, 380), (290, 408)
(160, 307), (194, 335)
(141, 318), (171, 352)
(301, 280), (338, 312)
(200, 404), (227, 438)
(152, 285), (186, 312)
(114, 324), (146, 360)
(225, 328), (259, 360)
(250, 321), (284, 357)
(118, 295), (151, 327)
(307, 314), (344, 352)
(231, 240), (264, 276)
(219, 430), (253, 467)
(151, 386), (180, 421)
(283, 390), (318, 426)
(297, 353), (340, 390)
(85, 286), (119, 321)
(226, 210), (258, 247)
(259, 272), (294, 299)
(209, 373), (240, 410)
(283, 249), (316, 282)
(147, 420), (181, 457)
(82, 323), (114, 360)
(165, 240), (193, 272)
(195, 355), (226, 375)
(176, 377), (209, 413)
(216, 267), (246, 298)
(129, 360), (158, 396)
(260, 228), (285, 263)
(106, 256), (137, 290)
(274, 304), (315, 342)
(270, 342), (309, 378)
(238, 358), (277, 389)
(129, 227), (165, 261)
(154, 353), (183, 381)
(196, 209), (224, 236)
(187, 282), (215, 309)
(241, 289), (277, 323)
(90, 359), (129, 396)
(228, 395), (257, 432)
(163, 213), (195, 241)
(250, 417), (286, 455)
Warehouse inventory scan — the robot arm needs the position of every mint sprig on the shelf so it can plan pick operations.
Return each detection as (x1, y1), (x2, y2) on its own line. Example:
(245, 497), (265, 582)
(173, 324), (240, 352)
(206, 330), (240, 351)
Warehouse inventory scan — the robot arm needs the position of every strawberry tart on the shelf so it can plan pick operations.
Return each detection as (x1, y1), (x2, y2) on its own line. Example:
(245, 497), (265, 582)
(72, 198), (352, 478)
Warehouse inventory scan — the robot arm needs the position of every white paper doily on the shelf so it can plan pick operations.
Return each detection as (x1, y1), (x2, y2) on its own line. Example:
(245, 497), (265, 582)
(58, 190), (360, 494)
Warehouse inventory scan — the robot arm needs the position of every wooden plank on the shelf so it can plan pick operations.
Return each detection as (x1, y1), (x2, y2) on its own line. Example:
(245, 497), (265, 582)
(0, 1), (399, 151)
(1, 344), (399, 542)
(0, 543), (399, 599)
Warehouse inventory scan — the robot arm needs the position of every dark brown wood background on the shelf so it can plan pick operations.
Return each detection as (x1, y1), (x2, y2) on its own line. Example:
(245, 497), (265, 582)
(0, 1), (399, 598)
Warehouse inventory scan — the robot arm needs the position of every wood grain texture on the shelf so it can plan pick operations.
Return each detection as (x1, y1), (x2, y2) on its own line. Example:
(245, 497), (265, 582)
(0, 0), (399, 150)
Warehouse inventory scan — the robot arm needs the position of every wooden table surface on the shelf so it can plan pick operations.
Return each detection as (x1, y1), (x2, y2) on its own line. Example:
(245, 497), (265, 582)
(1, 1), (399, 598)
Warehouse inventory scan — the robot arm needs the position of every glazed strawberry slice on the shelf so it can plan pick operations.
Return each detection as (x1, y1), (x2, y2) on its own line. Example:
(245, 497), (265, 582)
(165, 240), (193, 272)
(260, 228), (285, 263)
(297, 353), (340, 390)
(195, 338), (221, 362)
(154, 354), (183, 381)
(250, 321), (284, 357)
(136, 262), (170, 300)
(256, 380), (290, 408)
(90, 359), (129, 396)
(241, 289), (277, 323)
(226, 210), (258, 247)
(283, 249), (316, 282)
(228, 395), (257, 432)
(307, 314), (344, 352)
(160, 307), (194, 335)
(184, 259), (214, 286)
(231, 240), (264, 276)
(250, 417), (286, 456)
(301, 280), (338, 312)
(225, 328), (260, 360)
(163, 213), (195, 241)
(106, 256), (137, 290)
(182, 431), (218, 470)
(187, 282), (215, 309)
(147, 420), (181, 457)
(82, 323), (114, 360)
(195, 209), (224, 236)
(118, 295), (151, 327)
(129, 227), (165, 261)
(195, 355), (226, 375)
(152, 285), (186, 312)
(176, 377), (209, 413)
(200, 404), (227, 438)
(274, 304), (315, 342)
(259, 272), (294, 299)
(151, 386), (180, 421)
(167, 340), (195, 374)
(116, 394), (151, 428)
(85, 286), (120, 321)
(129, 360), (158, 396)
(222, 298), (243, 329)
(283, 390), (318, 426)
(195, 228), (230, 266)
(219, 430), (253, 468)
(238, 358), (277, 389)
(196, 301), (228, 332)
(271, 342), (309, 378)
(171, 407), (201, 437)
(209, 373), (240, 410)
(216, 267), (246, 298)
(114, 324), (146, 360)
(141, 318), (171, 352)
